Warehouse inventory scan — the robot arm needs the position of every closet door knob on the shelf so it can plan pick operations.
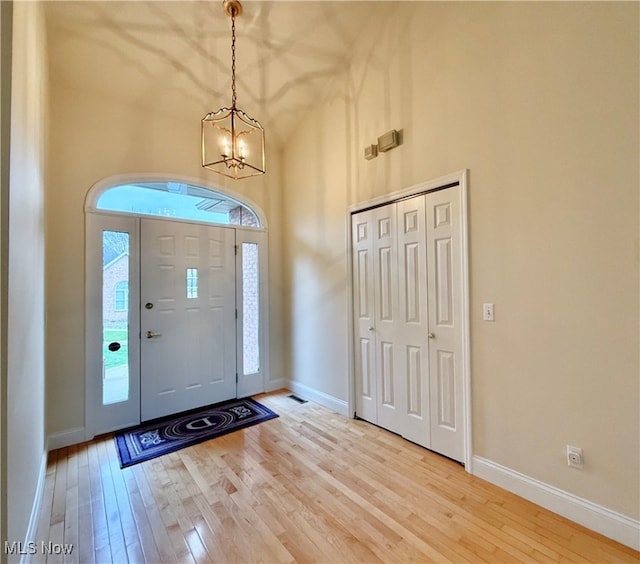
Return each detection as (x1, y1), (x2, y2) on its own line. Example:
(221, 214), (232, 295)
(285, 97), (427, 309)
(368, 326), (375, 332)
(428, 332), (435, 339)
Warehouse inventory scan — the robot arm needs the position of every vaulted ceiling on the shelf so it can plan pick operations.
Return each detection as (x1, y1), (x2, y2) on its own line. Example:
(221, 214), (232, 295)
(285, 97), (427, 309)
(45, 1), (394, 147)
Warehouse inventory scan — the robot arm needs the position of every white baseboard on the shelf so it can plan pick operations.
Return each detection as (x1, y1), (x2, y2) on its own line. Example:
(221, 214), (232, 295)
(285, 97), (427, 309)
(47, 427), (86, 451)
(21, 450), (47, 564)
(265, 378), (288, 393)
(472, 456), (640, 551)
(286, 381), (349, 417)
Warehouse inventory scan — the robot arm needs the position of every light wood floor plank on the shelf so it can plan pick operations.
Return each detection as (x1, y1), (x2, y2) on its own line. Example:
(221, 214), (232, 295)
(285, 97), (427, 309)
(104, 438), (149, 563)
(122, 467), (163, 564)
(32, 390), (638, 564)
(49, 447), (68, 527)
(75, 444), (94, 564)
(132, 474), (180, 562)
(32, 450), (58, 564)
(87, 440), (111, 562)
(46, 521), (64, 564)
(96, 439), (129, 563)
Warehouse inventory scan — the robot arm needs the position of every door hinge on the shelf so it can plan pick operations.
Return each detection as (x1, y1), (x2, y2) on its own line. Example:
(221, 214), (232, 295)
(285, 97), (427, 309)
(235, 309), (238, 319)
(234, 245), (238, 255)
(236, 373), (238, 383)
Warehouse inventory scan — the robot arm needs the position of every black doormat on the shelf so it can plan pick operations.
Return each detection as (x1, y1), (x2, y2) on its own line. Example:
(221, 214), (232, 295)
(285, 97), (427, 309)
(114, 397), (278, 468)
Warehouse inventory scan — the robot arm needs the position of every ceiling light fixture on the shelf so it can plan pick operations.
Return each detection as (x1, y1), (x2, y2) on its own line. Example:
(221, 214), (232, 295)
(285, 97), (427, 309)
(201, 0), (265, 180)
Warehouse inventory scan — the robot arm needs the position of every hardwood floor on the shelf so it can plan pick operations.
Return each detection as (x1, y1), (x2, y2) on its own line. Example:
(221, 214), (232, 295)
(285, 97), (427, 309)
(33, 390), (638, 563)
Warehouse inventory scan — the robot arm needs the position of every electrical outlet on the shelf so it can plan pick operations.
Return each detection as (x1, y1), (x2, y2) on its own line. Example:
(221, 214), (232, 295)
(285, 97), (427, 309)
(566, 445), (584, 469)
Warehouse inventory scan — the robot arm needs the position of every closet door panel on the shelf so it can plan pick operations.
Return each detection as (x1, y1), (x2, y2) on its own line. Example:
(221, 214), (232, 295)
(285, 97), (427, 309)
(352, 211), (377, 423)
(396, 196), (430, 448)
(373, 204), (403, 435)
(426, 187), (465, 463)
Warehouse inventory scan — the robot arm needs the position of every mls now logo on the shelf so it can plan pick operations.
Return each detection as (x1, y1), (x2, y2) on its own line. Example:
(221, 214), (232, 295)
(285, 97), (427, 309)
(4, 542), (37, 555)
(4, 541), (74, 556)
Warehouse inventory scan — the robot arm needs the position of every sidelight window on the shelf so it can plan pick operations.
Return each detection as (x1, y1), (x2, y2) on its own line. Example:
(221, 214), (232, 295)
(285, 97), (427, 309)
(242, 242), (260, 374)
(102, 231), (130, 405)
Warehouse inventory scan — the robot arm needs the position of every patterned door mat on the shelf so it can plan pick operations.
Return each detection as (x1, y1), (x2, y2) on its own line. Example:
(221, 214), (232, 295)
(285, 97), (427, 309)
(115, 397), (278, 467)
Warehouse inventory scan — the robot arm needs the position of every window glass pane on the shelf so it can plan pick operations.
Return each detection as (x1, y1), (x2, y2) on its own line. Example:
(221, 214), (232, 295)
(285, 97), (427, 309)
(114, 281), (129, 311)
(102, 231), (130, 405)
(186, 268), (198, 299)
(96, 183), (259, 226)
(242, 243), (260, 374)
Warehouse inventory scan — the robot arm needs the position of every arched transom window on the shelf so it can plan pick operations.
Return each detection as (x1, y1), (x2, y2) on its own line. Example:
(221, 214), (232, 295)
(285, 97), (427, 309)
(96, 181), (260, 227)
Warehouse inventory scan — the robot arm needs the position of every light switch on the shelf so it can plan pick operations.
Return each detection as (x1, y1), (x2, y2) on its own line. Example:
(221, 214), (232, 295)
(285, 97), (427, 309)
(483, 303), (494, 321)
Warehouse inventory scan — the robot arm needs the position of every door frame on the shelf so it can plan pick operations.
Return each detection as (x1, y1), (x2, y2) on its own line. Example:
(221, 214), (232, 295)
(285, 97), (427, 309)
(346, 169), (472, 471)
(84, 173), (269, 440)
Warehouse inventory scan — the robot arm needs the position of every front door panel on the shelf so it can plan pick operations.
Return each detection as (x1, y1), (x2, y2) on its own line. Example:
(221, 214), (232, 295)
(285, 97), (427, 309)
(140, 219), (236, 421)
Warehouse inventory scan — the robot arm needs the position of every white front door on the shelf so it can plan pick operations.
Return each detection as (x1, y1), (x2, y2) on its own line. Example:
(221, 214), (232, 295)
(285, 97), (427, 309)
(140, 218), (237, 421)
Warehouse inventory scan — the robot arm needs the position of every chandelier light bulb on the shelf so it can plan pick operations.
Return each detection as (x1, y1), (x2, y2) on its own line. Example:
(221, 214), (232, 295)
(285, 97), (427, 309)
(221, 136), (231, 159)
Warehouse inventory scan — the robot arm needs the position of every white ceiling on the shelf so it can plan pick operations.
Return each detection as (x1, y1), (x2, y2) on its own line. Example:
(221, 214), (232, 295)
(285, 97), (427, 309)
(45, 1), (395, 146)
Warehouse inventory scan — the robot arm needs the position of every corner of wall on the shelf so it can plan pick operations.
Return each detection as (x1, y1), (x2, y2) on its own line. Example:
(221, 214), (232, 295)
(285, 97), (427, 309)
(6, 0), (48, 549)
(20, 450), (47, 563)
(47, 427), (86, 452)
(287, 381), (349, 418)
(0, 1), (12, 559)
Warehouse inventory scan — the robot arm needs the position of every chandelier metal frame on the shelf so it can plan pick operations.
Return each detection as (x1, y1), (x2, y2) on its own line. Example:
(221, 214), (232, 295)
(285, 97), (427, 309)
(201, 0), (265, 180)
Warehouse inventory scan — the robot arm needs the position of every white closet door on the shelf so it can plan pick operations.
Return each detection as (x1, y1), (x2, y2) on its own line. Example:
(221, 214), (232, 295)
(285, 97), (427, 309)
(372, 204), (403, 436)
(352, 198), (432, 442)
(426, 187), (465, 462)
(352, 209), (377, 422)
(351, 186), (465, 464)
(395, 196), (431, 448)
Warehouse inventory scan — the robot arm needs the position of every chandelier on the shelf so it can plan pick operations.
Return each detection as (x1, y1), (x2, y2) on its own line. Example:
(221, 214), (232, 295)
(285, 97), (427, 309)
(201, 0), (265, 180)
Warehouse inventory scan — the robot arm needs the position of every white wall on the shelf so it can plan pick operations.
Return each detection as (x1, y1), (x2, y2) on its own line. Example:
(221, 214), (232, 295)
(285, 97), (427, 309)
(283, 1), (639, 524)
(6, 0), (48, 550)
(0, 1), (12, 556)
(46, 84), (286, 438)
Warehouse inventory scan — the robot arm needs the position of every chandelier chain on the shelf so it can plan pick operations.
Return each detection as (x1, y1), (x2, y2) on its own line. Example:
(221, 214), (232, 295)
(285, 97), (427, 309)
(201, 0), (265, 179)
(231, 11), (237, 108)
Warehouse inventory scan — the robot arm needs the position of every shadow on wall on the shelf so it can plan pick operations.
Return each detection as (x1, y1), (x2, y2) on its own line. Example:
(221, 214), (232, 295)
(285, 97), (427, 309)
(343, 4), (418, 204)
(45, 1), (395, 147)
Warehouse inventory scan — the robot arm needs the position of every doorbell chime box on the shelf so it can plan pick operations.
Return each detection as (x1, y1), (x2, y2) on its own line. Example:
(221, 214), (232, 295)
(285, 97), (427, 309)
(377, 129), (400, 152)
